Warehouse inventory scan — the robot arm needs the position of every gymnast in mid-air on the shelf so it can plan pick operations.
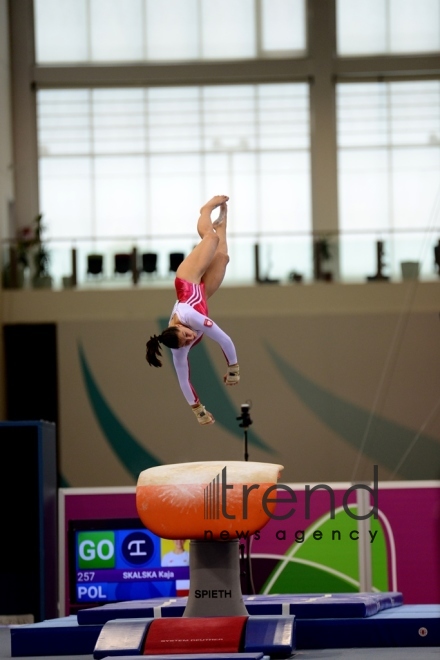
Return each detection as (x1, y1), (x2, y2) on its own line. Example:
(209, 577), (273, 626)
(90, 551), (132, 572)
(146, 195), (239, 425)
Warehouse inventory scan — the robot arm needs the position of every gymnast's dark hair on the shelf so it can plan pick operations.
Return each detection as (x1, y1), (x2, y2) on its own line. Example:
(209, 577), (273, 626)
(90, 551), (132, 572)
(146, 327), (180, 367)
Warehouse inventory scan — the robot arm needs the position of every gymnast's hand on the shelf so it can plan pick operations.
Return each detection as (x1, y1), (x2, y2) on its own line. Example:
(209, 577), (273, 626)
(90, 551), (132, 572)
(191, 401), (215, 425)
(224, 363), (240, 386)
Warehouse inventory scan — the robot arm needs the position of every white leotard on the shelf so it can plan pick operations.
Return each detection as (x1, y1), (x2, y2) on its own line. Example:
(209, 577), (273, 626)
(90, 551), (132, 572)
(169, 301), (237, 405)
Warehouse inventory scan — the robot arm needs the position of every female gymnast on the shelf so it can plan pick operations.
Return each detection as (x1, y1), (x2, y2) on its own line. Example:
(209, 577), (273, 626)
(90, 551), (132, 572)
(146, 195), (239, 426)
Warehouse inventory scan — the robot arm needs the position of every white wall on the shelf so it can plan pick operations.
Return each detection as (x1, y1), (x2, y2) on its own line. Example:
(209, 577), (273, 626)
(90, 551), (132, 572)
(2, 282), (439, 486)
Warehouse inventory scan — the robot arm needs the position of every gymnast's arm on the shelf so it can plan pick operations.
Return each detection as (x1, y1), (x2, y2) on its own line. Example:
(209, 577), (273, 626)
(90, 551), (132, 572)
(182, 308), (238, 366)
(171, 345), (199, 405)
(171, 347), (215, 425)
(170, 308), (239, 412)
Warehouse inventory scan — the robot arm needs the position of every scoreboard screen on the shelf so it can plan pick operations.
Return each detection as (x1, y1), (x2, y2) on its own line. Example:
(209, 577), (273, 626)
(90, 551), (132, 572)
(68, 518), (190, 611)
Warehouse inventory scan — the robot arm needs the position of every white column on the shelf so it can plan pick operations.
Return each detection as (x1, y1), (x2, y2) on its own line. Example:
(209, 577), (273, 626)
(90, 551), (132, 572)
(308, 0), (340, 276)
(9, 0), (40, 229)
(0, 0), (14, 239)
(0, 0), (14, 418)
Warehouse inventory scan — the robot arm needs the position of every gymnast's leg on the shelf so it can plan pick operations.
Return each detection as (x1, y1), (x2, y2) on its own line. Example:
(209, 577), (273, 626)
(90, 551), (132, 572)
(202, 202), (230, 299)
(202, 203), (239, 386)
(175, 195), (229, 285)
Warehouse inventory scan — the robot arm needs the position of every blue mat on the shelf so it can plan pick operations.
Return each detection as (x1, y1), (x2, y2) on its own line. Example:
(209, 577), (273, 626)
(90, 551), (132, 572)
(93, 618), (153, 659)
(9, 602), (440, 656)
(77, 592), (403, 625)
(10, 616), (102, 657)
(244, 592), (403, 618)
(298, 605), (440, 649)
(243, 616), (296, 656)
(93, 615), (295, 659)
(77, 598), (187, 624)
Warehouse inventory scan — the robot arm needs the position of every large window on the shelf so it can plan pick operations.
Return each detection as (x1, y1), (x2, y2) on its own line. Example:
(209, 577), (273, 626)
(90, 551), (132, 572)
(37, 83), (310, 282)
(337, 0), (440, 56)
(34, 0), (306, 63)
(12, 1), (440, 285)
(337, 80), (440, 280)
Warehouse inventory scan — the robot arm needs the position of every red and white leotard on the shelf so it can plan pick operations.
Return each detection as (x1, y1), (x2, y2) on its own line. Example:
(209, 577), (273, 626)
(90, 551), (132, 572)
(170, 277), (238, 405)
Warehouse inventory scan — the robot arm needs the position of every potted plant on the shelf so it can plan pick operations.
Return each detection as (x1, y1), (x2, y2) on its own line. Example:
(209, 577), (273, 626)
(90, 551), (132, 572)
(314, 235), (334, 282)
(32, 214), (53, 289)
(2, 225), (35, 288)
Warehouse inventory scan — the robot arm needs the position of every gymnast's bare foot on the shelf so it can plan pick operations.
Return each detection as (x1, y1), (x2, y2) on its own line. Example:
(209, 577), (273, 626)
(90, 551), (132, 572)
(200, 195), (229, 215)
(213, 202), (227, 228)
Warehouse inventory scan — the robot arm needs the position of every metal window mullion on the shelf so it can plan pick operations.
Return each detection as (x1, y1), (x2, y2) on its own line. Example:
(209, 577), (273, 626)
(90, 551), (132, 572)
(141, 0), (147, 61)
(227, 149), (234, 228)
(197, 0), (203, 60)
(199, 86), (207, 203)
(386, 83), (394, 240)
(86, 0), (92, 63)
(255, 0), (263, 59)
(385, 0), (391, 56)
(437, 82), (440, 182)
(89, 89), (97, 243)
(255, 84), (262, 238)
(144, 87), (151, 240)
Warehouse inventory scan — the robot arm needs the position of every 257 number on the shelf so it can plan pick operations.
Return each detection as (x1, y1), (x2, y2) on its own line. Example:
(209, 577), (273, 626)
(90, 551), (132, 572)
(77, 572), (95, 582)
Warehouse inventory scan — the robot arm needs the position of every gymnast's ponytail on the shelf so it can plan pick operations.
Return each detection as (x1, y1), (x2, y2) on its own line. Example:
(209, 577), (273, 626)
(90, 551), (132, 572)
(146, 327), (180, 367)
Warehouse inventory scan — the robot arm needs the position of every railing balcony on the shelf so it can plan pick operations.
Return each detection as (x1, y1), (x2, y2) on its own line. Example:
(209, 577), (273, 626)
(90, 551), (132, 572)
(1, 230), (439, 290)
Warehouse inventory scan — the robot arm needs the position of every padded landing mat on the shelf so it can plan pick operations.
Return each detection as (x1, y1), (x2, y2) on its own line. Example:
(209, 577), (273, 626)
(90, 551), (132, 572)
(10, 616), (102, 657)
(244, 592), (403, 618)
(298, 605), (440, 649)
(77, 592), (403, 625)
(9, 603), (439, 656)
(77, 598), (187, 624)
(143, 616), (248, 655)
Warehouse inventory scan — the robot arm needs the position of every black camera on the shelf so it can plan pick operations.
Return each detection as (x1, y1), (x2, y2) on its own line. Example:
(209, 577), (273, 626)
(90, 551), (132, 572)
(237, 402), (252, 429)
